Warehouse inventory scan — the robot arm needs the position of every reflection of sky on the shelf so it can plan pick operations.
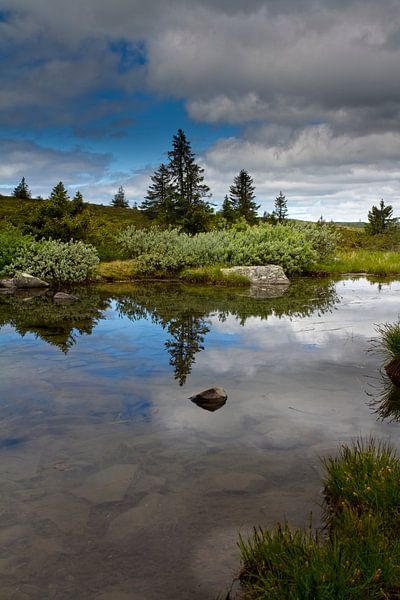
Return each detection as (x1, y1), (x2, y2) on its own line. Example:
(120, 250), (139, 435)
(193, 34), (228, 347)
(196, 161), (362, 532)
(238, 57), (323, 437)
(1, 278), (400, 447)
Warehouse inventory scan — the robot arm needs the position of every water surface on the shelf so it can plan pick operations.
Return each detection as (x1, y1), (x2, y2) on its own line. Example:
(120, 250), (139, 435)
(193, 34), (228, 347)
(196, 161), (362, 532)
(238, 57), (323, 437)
(0, 277), (399, 599)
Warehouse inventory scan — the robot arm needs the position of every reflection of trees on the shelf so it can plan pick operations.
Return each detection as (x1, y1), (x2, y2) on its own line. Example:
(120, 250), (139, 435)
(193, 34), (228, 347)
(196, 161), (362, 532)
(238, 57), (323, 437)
(165, 316), (210, 385)
(0, 289), (110, 353)
(1, 277), (340, 382)
(115, 277), (339, 384)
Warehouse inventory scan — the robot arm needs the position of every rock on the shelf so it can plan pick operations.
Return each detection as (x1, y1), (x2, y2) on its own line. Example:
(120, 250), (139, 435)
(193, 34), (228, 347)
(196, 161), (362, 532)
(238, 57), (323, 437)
(0, 280), (16, 288)
(189, 387), (227, 412)
(221, 265), (289, 285)
(53, 292), (79, 303)
(385, 358), (400, 387)
(12, 273), (49, 289)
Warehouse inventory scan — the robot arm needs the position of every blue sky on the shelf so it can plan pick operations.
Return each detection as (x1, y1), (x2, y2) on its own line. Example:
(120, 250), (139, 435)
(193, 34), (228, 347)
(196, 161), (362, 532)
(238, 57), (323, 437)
(1, 0), (400, 220)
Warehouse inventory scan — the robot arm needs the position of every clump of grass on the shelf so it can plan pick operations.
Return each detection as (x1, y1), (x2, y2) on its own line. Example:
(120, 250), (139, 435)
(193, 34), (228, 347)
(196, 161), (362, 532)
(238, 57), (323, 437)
(96, 259), (136, 281)
(178, 265), (249, 286)
(316, 249), (400, 276)
(371, 321), (400, 362)
(238, 438), (400, 599)
(322, 438), (400, 531)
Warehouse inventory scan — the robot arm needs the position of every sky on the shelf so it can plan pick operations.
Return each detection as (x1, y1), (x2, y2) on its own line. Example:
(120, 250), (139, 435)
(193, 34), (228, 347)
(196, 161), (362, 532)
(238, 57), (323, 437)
(1, 0), (400, 220)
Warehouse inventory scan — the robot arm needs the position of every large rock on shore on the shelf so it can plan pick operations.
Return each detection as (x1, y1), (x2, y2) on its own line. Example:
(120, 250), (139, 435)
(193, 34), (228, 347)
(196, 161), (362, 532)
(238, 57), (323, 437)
(12, 273), (49, 289)
(221, 265), (289, 285)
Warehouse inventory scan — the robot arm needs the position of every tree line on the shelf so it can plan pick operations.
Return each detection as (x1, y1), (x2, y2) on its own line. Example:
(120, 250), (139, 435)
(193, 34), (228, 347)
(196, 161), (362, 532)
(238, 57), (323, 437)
(9, 128), (398, 236)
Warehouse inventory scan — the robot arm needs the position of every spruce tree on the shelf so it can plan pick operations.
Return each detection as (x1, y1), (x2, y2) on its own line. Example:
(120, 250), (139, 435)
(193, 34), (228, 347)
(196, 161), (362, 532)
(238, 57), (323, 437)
(366, 199), (398, 234)
(167, 129), (212, 232)
(70, 190), (85, 215)
(229, 169), (259, 224)
(13, 177), (31, 200)
(274, 191), (288, 223)
(220, 195), (236, 224)
(141, 163), (176, 223)
(50, 181), (70, 204)
(112, 185), (129, 208)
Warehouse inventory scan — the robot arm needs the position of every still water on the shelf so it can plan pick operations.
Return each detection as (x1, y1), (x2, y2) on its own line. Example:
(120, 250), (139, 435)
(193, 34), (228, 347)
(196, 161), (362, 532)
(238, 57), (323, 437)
(0, 277), (399, 599)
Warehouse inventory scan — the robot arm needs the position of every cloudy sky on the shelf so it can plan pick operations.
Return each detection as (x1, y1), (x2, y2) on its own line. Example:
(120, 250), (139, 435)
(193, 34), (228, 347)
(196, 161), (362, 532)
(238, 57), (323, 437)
(1, 0), (400, 220)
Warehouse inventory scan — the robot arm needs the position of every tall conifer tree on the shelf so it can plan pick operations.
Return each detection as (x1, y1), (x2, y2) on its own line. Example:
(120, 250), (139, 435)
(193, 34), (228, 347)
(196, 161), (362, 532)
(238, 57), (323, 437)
(141, 163), (175, 223)
(167, 129), (212, 232)
(274, 191), (288, 223)
(112, 185), (129, 208)
(229, 169), (259, 224)
(13, 177), (31, 200)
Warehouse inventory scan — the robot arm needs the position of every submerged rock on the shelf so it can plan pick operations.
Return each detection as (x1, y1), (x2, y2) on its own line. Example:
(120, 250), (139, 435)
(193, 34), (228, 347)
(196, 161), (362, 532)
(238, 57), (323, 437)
(53, 292), (79, 303)
(385, 358), (400, 387)
(12, 273), (49, 289)
(221, 265), (289, 285)
(189, 387), (227, 412)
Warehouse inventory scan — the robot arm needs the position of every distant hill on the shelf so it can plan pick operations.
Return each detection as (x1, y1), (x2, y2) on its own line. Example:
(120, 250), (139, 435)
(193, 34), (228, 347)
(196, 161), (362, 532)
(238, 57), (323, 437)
(0, 195), (149, 230)
(334, 221), (366, 228)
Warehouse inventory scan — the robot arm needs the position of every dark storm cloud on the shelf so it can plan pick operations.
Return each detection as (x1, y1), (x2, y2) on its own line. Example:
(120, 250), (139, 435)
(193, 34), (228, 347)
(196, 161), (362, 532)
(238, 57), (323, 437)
(1, 0), (400, 133)
(1, 0), (400, 218)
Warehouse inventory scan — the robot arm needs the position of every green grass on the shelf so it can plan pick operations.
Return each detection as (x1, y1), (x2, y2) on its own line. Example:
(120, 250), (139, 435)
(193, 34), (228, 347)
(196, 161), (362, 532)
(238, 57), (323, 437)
(237, 439), (400, 600)
(371, 322), (400, 361)
(95, 261), (250, 286)
(316, 249), (400, 276)
(179, 265), (249, 286)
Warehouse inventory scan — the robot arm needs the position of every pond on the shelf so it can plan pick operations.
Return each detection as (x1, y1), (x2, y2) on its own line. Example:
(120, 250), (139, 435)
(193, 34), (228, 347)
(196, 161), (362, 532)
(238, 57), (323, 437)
(0, 277), (399, 600)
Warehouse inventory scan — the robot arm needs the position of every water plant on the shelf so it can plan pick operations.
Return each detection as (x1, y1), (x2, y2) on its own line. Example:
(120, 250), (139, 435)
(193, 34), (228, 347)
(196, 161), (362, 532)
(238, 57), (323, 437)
(238, 438), (400, 599)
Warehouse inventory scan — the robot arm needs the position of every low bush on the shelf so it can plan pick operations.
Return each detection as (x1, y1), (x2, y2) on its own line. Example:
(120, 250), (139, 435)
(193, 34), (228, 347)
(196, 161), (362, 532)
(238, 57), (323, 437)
(0, 227), (32, 274)
(7, 239), (99, 283)
(115, 222), (338, 276)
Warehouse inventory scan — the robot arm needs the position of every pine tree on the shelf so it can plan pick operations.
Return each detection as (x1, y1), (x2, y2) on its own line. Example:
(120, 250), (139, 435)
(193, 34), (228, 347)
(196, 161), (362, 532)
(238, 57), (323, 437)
(220, 195), (236, 224)
(50, 181), (69, 204)
(141, 163), (176, 223)
(167, 129), (212, 232)
(70, 190), (85, 215)
(366, 199), (398, 234)
(13, 177), (31, 200)
(112, 185), (129, 208)
(229, 169), (259, 224)
(274, 191), (288, 223)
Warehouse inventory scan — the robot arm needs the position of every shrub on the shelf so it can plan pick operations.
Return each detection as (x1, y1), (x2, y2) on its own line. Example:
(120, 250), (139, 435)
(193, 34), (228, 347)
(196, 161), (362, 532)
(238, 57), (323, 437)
(226, 224), (319, 274)
(115, 226), (229, 274)
(115, 222), (338, 276)
(8, 239), (99, 283)
(0, 227), (32, 274)
(290, 221), (339, 261)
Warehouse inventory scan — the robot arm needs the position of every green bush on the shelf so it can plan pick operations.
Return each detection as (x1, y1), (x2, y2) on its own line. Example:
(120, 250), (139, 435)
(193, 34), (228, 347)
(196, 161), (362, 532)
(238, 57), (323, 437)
(115, 223), (338, 276)
(226, 224), (319, 274)
(0, 227), (33, 274)
(115, 227), (229, 274)
(8, 239), (99, 283)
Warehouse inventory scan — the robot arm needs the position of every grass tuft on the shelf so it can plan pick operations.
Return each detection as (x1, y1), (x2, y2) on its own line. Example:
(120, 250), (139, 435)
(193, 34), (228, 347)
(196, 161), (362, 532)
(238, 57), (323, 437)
(179, 265), (250, 286)
(238, 438), (400, 599)
(96, 260), (136, 281)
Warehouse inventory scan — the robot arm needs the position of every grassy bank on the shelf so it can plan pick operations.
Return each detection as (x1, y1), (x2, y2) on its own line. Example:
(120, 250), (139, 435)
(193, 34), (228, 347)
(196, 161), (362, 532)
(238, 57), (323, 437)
(316, 249), (400, 276)
(237, 439), (400, 599)
(96, 261), (250, 286)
